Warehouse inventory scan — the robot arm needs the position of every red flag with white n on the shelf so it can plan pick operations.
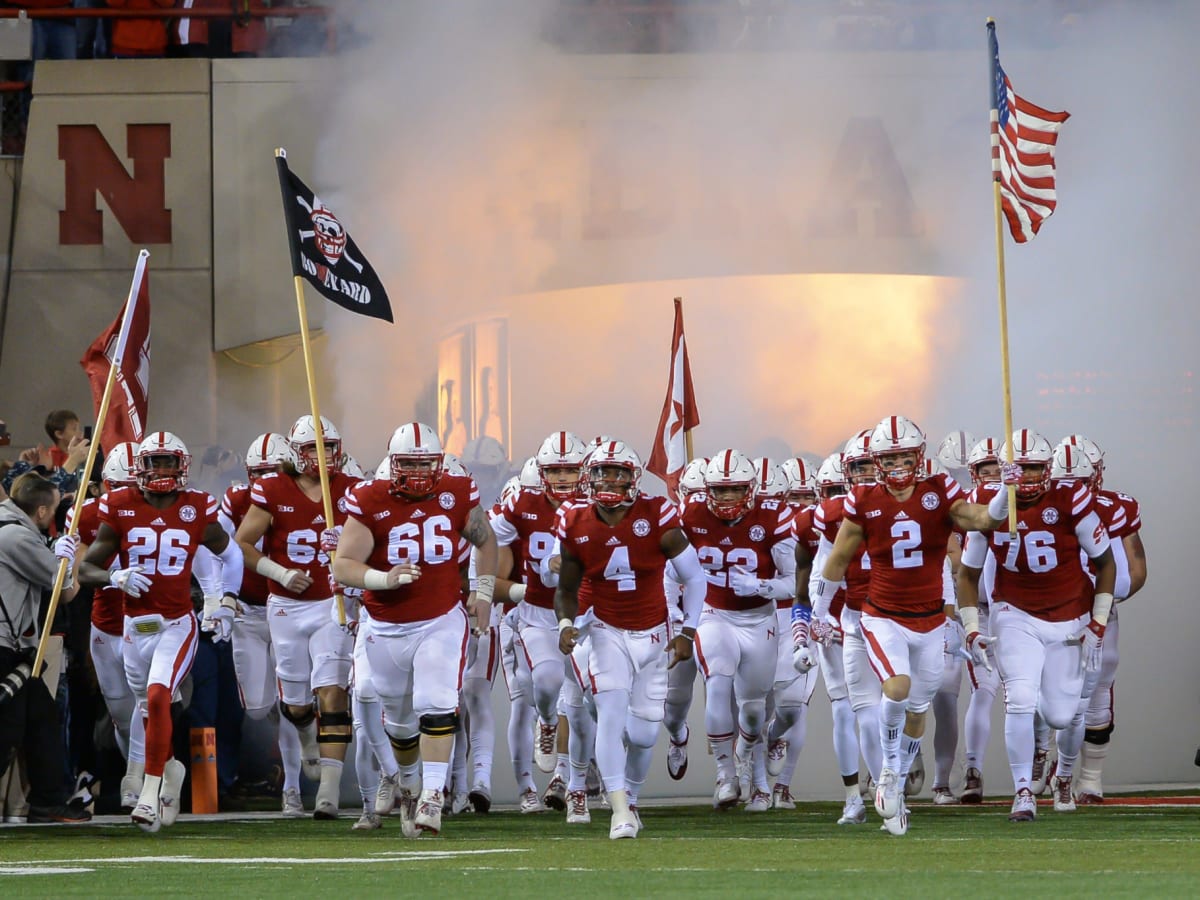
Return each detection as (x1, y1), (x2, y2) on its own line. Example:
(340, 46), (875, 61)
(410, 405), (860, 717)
(80, 259), (150, 452)
(647, 298), (700, 502)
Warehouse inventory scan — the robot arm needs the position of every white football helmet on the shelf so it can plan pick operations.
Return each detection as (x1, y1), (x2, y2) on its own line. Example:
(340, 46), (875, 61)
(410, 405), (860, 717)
(245, 432), (292, 481)
(1051, 441), (1096, 483)
(1059, 434), (1104, 489)
(815, 453), (847, 500)
(779, 457), (818, 507)
(340, 453), (366, 480)
(374, 457), (390, 481)
(678, 457), (710, 500)
(966, 437), (1001, 486)
(870, 415), (926, 491)
(921, 457), (949, 478)
(442, 452), (468, 477)
(536, 431), (588, 502)
(999, 428), (1054, 500)
(102, 442), (139, 490)
(842, 429), (875, 486)
(387, 422), (444, 498)
(500, 475), (522, 505)
(936, 430), (977, 471)
(586, 440), (642, 508)
(288, 415), (342, 477)
(704, 449), (758, 521)
(137, 431), (190, 493)
(519, 456), (542, 489)
(751, 457), (787, 499)
(463, 435), (507, 469)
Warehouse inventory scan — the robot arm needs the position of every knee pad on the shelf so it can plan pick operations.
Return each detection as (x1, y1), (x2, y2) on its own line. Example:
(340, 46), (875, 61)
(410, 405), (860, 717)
(1085, 724), (1114, 745)
(624, 715), (659, 750)
(387, 732), (420, 753)
(317, 709), (353, 744)
(280, 703), (316, 729)
(419, 711), (460, 738)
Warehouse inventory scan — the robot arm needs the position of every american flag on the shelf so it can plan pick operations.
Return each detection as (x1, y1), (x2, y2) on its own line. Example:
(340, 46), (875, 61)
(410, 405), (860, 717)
(989, 22), (1070, 243)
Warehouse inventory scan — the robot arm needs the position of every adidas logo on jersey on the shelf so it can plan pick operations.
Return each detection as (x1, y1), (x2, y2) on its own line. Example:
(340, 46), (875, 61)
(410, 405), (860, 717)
(313, 515), (325, 524)
(411, 509), (426, 518)
(719, 537), (732, 546)
(895, 511), (909, 520)
(606, 536), (620, 546)
(274, 609), (288, 616)
(151, 517), (167, 526)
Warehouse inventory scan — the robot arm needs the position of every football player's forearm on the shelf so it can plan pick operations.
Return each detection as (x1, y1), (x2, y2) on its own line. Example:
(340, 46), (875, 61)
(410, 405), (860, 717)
(331, 557), (370, 588)
(553, 587), (578, 623)
(78, 560), (110, 587)
(237, 540), (265, 570)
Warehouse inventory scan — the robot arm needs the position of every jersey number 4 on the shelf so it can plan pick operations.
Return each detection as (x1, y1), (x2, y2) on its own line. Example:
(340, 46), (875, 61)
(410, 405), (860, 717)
(126, 526), (191, 576)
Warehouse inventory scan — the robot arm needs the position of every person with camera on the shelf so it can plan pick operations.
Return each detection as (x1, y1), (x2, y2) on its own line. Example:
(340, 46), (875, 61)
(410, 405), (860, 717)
(0, 472), (90, 823)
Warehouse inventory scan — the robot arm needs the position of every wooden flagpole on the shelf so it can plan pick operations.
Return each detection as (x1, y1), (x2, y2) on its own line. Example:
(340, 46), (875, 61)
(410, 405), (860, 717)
(33, 250), (149, 678)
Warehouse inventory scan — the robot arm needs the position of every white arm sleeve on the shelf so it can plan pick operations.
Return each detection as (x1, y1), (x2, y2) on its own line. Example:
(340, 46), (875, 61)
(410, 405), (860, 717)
(671, 544), (707, 631)
(539, 537), (561, 589)
(756, 540), (796, 601)
(192, 545), (222, 598)
(942, 557), (956, 609)
(217, 509), (237, 539)
(1109, 532), (1131, 599)
(468, 546), (479, 592)
(1075, 511), (1111, 559)
(214, 538), (244, 597)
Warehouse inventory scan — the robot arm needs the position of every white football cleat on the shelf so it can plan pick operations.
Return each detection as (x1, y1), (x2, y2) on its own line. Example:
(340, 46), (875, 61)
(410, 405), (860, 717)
(1053, 775), (1076, 812)
(960, 767), (984, 804)
(744, 789), (772, 812)
(1008, 788), (1037, 822)
(398, 787), (420, 838)
(534, 721), (558, 774)
(903, 751), (925, 797)
(766, 739), (788, 778)
(881, 808), (909, 836)
(518, 788), (545, 814)
(282, 788), (305, 818)
(415, 789), (443, 835)
(772, 785), (796, 810)
(932, 786), (958, 805)
(875, 768), (901, 820)
(449, 791), (470, 815)
(630, 804), (644, 831)
(667, 731), (689, 781)
(120, 773), (143, 810)
(131, 800), (160, 833)
(468, 783), (492, 814)
(542, 775), (568, 811)
(608, 808), (638, 840)
(566, 789), (590, 824)
(1030, 749), (1052, 795)
(714, 777), (740, 810)
(375, 772), (398, 815)
(352, 810), (382, 831)
(838, 792), (868, 825)
(158, 759), (186, 827)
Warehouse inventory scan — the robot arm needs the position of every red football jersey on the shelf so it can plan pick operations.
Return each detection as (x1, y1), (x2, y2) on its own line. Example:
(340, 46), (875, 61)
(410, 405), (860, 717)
(844, 473), (964, 632)
(556, 494), (679, 630)
(250, 471), (356, 601)
(67, 497), (123, 635)
(1097, 489), (1140, 539)
(99, 486), (217, 618)
(812, 497), (859, 615)
(971, 481), (1105, 621)
(221, 483), (269, 605)
(491, 488), (562, 610)
(681, 495), (792, 612)
(345, 472), (479, 624)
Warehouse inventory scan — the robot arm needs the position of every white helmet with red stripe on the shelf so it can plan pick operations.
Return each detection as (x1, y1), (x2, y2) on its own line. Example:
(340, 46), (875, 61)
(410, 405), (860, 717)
(704, 449), (757, 521)
(536, 430), (587, 501)
(936, 430), (977, 471)
(869, 415), (926, 491)
(387, 421), (444, 498)
(341, 454), (366, 480)
(1051, 441), (1096, 483)
(1000, 428), (1054, 500)
(442, 452), (468, 477)
(841, 429), (875, 486)
(245, 433), (292, 481)
(779, 456), (818, 507)
(1059, 434), (1104, 489)
(921, 457), (949, 478)
(750, 457), (787, 499)
(500, 475), (522, 505)
(967, 437), (1001, 486)
(288, 415), (342, 477)
(519, 456), (542, 489)
(586, 440), (642, 508)
(102, 442), (139, 490)
(816, 453), (848, 500)
(136, 431), (190, 493)
(678, 457), (710, 500)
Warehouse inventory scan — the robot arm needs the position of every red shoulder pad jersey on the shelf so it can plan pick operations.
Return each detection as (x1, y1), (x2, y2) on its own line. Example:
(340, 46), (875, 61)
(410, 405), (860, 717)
(844, 473), (963, 632)
(1097, 489), (1141, 539)
(221, 483), (269, 605)
(556, 494), (678, 630)
(98, 486), (217, 619)
(970, 480), (1106, 621)
(491, 487), (561, 610)
(813, 497), (861, 614)
(250, 471), (356, 600)
(345, 472), (479, 625)
(681, 494), (792, 612)
(67, 497), (124, 635)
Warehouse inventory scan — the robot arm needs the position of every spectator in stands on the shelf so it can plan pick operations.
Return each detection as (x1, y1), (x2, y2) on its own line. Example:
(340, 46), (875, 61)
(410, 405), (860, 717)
(2, 412), (90, 499)
(43, 409), (80, 470)
(76, 0), (113, 58)
(231, 0), (267, 58)
(9, 1), (78, 62)
(106, 0), (175, 59)
(170, 0), (213, 57)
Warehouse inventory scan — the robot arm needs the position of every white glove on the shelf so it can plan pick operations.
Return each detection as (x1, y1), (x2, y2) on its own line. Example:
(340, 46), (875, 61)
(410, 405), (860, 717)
(792, 642), (817, 674)
(53, 534), (79, 563)
(200, 595), (221, 633)
(728, 566), (762, 598)
(110, 566), (152, 598)
(943, 618), (966, 658)
(1000, 461), (1023, 486)
(1075, 619), (1105, 673)
(210, 600), (237, 643)
(331, 593), (360, 636)
(965, 630), (993, 672)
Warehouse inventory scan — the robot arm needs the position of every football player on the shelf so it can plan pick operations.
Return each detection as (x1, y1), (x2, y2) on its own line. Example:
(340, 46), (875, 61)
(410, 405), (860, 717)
(816, 416), (1017, 835)
(332, 422), (498, 837)
(554, 441), (706, 838)
(957, 430), (1115, 821)
(234, 415), (358, 819)
(79, 432), (244, 831)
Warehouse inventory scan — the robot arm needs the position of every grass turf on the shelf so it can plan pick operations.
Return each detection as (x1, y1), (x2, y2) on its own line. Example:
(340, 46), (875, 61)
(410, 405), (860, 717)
(3, 802), (1199, 898)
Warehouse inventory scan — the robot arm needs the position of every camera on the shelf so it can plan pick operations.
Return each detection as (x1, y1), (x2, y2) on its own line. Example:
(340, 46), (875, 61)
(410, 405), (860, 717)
(0, 648), (37, 708)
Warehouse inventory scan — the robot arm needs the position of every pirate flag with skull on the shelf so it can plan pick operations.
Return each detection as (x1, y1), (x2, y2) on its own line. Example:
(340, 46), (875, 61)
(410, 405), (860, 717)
(275, 150), (393, 323)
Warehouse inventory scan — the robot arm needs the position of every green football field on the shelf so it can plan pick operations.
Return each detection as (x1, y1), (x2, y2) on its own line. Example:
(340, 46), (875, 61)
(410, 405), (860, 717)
(4, 801), (1199, 898)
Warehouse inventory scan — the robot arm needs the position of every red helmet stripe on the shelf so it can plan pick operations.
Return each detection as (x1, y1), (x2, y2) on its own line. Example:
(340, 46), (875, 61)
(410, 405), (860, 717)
(558, 432), (567, 455)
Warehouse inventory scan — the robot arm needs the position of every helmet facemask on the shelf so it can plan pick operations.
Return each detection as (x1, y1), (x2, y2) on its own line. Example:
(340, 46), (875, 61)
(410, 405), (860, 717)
(390, 453), (444, 499)
(294, 439), (342, 478)
(588, 464), (637, 509)
(706, 481), (756, 521)
(138, 452), (188, 494)
(873, 449), (922, 492)
(540, 464), (582, 503)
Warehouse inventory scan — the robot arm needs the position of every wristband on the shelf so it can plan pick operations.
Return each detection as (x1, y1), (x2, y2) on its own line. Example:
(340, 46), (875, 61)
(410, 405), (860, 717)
(363, 569), (393, 591)
(255, 556), (291, 583)
(508, 582), (527, 603)
(1091, 591), (1114, 627)
(476, 574), (496, 605)
(220, 592), (239, 611)
(557, 617), (574, 633)
(959, 605), (980, 635)
(679, 630), (695, 643)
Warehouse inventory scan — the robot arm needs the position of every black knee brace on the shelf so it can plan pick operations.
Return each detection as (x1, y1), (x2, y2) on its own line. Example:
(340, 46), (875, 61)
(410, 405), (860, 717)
(317, 709), (353, 744)
(387, 733), (420, 753)
(419, 711), (460, 737)
(1084, 724), (1114, 745)
(280, 703), (316, 729)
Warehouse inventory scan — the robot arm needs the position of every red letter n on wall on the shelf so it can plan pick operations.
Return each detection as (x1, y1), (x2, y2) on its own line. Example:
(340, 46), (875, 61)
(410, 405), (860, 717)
(58, 124), (172, 245)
